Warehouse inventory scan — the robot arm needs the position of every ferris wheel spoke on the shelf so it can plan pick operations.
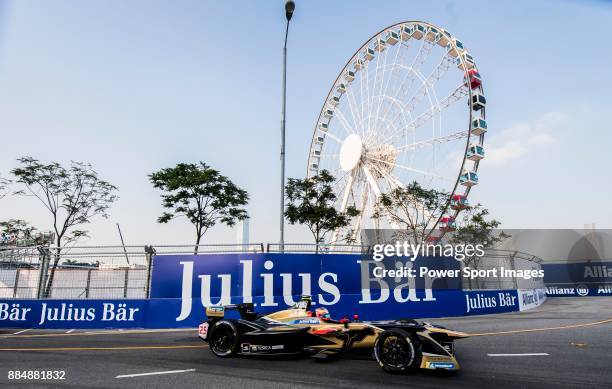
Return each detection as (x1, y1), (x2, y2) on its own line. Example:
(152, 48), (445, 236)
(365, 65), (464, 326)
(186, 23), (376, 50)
(334, 107), (357, 136)
(324, 131), (343, 144)
(366, 156), (448, 181)
(344, 83), (364, 134)
(372, 47), (405, 139)
(395, 130), (469, 152)
(382, 39), (435, 117)
(383, 53), (454, 130)
(330, 170), (357, 244)
(380, 84), (468, 145)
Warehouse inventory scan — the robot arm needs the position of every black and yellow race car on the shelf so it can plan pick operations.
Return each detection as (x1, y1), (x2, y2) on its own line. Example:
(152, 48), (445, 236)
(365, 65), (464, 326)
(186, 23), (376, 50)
(198, 296), (468, 373)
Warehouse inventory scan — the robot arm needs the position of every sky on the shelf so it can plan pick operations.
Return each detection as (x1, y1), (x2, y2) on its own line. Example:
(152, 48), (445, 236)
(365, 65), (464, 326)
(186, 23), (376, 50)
(0, 0), (611, 247)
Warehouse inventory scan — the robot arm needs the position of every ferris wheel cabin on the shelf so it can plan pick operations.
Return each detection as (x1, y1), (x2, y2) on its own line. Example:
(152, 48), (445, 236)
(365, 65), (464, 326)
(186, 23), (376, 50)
(465, 69), (482, 89)
(471, 93), (486, 111)
(319, 123), (328, 132)
(465, 144), (484, 161)
(374, 37), (386, 52)
(337, 83), (347, 94)
(460, 170), (479, 187)
(467, 144), (485, 161)
(344, 70), (355, 83)
(457, 52), (475, 70)
(354, 58), (365, 71)
(425, 27), (439, 42)
(385, 31), (399, 45)
(437, 30), (451, 47)
(412, 24), (426, 39)
(400, 25), (412, 41)
(363, 47), (375, 61)
(439, 217), (456, 232)
(426, 235), (441, 243)
(447, 38), (465, 57)
(451, 194), (469, 210)
(324, 109), (334, 119)
(471, 118), (487, 135)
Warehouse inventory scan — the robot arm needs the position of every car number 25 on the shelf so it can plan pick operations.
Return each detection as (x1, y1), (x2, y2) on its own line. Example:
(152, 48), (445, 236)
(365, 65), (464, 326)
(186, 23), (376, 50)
(198, 323), (209, 340)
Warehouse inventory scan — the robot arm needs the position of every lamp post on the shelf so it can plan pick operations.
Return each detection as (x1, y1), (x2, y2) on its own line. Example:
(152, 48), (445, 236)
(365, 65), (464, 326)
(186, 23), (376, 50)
(280, 0), (295, 252)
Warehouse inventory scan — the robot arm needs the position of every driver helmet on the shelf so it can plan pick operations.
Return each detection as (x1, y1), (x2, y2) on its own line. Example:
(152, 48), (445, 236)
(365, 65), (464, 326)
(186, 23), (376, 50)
(315, 307), (331, 321)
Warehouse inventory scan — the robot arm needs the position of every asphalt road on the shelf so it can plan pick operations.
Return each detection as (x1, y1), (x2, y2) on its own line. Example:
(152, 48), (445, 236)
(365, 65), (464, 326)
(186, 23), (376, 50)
(0, 297), (611, 389)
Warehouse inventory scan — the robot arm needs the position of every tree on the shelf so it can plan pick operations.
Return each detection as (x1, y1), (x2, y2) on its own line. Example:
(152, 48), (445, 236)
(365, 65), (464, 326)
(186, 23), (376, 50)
(373, 181), (450, 244)
(149, 162), (249, 253)
(284, 170), (359, 251)
(448, 204), (509, 266)
(11, 157), (118, 296)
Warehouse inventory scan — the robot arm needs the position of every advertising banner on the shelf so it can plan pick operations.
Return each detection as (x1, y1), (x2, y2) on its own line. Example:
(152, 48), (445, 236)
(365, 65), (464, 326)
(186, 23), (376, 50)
(149, 253), (512, 327)
(0, 254), (549, 329)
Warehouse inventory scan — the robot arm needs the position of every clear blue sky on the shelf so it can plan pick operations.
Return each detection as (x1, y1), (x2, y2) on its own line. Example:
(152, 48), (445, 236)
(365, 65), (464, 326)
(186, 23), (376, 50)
(0, 0), (611, 245)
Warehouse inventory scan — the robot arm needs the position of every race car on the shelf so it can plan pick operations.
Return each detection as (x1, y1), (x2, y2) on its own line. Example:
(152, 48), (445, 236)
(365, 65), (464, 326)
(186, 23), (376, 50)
(198, 296), (468, 373)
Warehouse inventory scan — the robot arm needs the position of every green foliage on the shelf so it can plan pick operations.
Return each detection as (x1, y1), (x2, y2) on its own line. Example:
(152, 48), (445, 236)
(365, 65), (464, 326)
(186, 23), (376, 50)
(284, 170), (359, 247)
(373, 181), (450, 243)
(0, 174), (10, 200)
(449, 203), (509, 251)
(11, 157), (118, 247)
(0, 219), (36, 237)
(149, 162), (249, 247)
(0, 219), (39, 246)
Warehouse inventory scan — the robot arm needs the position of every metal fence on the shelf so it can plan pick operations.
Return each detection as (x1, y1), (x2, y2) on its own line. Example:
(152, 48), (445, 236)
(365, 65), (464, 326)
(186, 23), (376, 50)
(461, 249), (544, 291)
(0, 243), (543, 299)
(0, 244), (264, 299)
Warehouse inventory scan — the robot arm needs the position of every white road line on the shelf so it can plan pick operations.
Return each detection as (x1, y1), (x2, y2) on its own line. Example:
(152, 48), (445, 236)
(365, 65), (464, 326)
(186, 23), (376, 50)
(116, 369), (196, 379)
(12, 329), (30, 335)
(65, 329), (75, 334)
(488, 353), (549, 357)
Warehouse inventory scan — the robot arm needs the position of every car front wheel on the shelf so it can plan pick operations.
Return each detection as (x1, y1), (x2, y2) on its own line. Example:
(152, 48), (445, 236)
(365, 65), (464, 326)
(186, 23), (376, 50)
(374, 328), (422, 373)
(208, 320), (240, 358)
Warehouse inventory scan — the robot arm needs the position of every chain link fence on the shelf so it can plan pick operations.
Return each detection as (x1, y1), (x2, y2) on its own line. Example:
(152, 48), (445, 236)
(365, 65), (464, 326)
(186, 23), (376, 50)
(0, 243), (542, 298)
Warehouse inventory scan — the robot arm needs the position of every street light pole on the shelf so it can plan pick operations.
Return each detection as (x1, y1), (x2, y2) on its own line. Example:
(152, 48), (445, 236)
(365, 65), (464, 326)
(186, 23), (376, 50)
(280, 0), (295, 252)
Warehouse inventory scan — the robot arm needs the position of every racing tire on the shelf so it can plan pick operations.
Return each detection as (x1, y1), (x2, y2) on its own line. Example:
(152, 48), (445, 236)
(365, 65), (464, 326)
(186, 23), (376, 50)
(208, 320), (240, 358)
(374, 328), (422, 373)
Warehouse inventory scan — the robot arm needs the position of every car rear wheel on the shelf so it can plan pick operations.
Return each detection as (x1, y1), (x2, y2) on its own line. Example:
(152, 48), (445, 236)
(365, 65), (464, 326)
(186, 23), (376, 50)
(208, 320), (240, 358)
(374, 328), (422, 373)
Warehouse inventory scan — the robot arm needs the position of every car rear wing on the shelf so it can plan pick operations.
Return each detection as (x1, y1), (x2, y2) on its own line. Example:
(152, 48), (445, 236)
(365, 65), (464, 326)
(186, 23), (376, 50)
(205, 303), (258, 321)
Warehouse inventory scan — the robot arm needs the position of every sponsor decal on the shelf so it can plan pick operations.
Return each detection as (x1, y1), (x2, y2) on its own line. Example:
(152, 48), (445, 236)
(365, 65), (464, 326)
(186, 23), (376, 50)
(546, 284), (612, 297)
(241, 343), (284, 353)
(426, 362), (455, 369)
(464, 291), (517, 314)
(291, 318), (320, 324)
(575, 285), (589, 296)
(0, 301), (141, 326)
(584, 265), (612, 278)
(517, 289), (546, 311)
(597, 285), (612, 295)
(198, 322), (209, 339)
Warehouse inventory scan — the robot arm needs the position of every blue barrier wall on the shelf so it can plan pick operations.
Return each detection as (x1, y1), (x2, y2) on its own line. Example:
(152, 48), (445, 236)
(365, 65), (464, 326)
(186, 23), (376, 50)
(543, 261), (612, 297)
(0, 253), (545, 329)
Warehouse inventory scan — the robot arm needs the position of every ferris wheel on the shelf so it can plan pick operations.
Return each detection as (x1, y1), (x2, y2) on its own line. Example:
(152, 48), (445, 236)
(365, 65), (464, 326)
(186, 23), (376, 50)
(307, 21), (487, 244)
